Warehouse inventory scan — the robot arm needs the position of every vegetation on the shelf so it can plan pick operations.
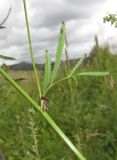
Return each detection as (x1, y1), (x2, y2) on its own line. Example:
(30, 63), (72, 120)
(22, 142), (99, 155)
(0, 39), (117, 160)
(103, 13), (117, 27)
(0, 0), (116, 160)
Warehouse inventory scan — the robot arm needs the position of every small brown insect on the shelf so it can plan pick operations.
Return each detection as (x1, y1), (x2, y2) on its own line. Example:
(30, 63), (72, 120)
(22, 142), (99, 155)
(40, 96), (49, 112)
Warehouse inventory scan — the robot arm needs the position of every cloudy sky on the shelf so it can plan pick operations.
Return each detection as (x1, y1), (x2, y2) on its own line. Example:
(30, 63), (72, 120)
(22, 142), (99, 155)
(0, 0), (117, 65)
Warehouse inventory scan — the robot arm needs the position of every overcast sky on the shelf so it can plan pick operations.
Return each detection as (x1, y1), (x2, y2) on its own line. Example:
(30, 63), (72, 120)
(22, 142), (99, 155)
(0, 0), (117, 65)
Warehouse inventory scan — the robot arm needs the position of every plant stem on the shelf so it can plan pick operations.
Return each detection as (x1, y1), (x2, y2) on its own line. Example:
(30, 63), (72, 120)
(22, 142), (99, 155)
(44, 71), (110, 95)
(0, 68), (86, 160)
(64, 32), (75, 102)
(44, 75), (70, 95)
(23, 0), (42, 98)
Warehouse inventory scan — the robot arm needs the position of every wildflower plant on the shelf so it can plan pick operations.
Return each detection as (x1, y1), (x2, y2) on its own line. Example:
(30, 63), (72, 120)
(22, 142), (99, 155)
(0, 0), (110, 159)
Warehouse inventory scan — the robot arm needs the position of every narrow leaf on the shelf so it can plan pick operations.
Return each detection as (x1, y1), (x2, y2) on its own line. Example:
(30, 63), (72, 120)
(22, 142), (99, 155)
(0, 55), (16, 60)
(77, 72), (110, 76)
(44, 50), (51, 90)
(14, 78), (27, 82)
(0, 7), (11, 27)
(71, 54), (86, 75)
(0, 26), (5, 29)
(51, 22), (66, 82)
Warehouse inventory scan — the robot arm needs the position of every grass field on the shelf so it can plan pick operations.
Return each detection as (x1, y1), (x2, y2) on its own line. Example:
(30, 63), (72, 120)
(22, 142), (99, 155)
(0, 44), (117, 160)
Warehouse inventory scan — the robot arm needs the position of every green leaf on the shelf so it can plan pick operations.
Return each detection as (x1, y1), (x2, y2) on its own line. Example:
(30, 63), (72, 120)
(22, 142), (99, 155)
(77, 72), (110, 76)
(51, 22), (66, 82)
(44, 50), (51, 90)
(0, 55), (16, 60)
(70, 54), (86, 75)
(14, 78), (26, 82)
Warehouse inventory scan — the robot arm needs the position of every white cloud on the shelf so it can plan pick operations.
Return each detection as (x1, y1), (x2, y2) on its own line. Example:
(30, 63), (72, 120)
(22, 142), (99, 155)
(0, 0), (117, 65)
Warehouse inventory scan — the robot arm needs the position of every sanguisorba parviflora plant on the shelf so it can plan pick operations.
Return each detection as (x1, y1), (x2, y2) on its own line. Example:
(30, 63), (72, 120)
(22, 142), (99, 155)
(0, 0), (110, 159)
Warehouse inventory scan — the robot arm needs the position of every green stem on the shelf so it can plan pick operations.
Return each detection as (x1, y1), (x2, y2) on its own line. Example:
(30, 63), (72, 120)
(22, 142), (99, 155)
(0, 68), (86, 160)
(44, 75), (70, 95)
(44, 71), (110, 95)
(23, 0), (42, 98)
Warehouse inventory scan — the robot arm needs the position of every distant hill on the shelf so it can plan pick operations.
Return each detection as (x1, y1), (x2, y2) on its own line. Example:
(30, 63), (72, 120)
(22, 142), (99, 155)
(9, 62), (45, 71)
(8, 51), (103, 71)
(9, 59), (79, 71)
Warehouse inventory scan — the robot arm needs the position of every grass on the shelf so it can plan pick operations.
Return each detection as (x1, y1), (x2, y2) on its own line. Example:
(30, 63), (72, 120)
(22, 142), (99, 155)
(0, 46), (117, 159)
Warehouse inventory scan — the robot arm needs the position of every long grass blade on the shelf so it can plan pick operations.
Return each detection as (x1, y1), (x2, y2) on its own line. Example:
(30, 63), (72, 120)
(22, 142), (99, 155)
(0, 7), (11, 29)
(0, 55), (15, 60)
(44, 70), (110, 95)
(71, 54), (86, 75)
(51, 22), (66, 82)
(44, 50), (51, 91)
(77, 72), (110, 76)
(23, 0), (42, 98)
(14, 78), (26, 82)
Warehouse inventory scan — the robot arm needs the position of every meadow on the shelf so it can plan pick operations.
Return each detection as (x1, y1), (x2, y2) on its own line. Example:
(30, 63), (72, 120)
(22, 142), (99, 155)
(0, 42), (117, 160)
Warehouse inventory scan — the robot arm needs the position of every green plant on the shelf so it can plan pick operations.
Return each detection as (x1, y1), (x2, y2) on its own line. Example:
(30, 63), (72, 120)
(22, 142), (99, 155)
(27, 109), (41, 160)
(0, 0), (110, 159)
(103, 13), (117, 27)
